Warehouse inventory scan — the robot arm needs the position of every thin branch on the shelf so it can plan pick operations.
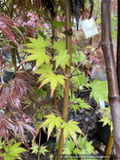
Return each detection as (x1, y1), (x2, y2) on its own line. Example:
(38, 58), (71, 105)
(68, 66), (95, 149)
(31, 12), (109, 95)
(85, 119), (97, 136)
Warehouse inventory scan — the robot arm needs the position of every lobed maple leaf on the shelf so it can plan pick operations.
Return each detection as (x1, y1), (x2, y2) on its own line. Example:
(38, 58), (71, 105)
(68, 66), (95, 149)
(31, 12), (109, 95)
(90, 78), (108, 103)
(38, 113), (63, 141)
(22, 35), (51, 70)
(53, 49), (70, 72)
(61, 120), (84, 147)
(37, 64), (67, 97)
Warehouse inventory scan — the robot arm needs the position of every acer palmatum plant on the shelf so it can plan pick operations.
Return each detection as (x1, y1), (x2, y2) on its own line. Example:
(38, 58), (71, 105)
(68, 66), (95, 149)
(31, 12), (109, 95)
(0, 77), (36, 150)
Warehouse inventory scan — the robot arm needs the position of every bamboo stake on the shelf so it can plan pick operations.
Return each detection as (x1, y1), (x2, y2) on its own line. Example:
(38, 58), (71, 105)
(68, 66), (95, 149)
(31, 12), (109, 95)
(57, 0), (72, 159)
(101, 0), (120, 159)
(104, 131), (114, 160)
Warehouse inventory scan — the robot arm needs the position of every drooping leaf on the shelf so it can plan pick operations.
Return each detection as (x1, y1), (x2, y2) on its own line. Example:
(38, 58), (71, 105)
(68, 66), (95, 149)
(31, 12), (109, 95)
(0, 85), (9, 109)
(0, 117), (16, 138)
(0, 13), (24, 45)
(15, 119), (36, 149)
(38, 70), (67, 97)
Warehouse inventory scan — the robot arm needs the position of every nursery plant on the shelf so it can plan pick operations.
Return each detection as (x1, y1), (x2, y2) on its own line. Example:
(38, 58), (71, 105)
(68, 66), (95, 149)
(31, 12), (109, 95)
(0, 0), (119, 160)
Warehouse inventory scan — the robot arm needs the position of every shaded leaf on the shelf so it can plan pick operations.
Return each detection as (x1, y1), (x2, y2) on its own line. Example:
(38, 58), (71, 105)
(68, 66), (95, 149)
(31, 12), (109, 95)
(38, 113), (63, 140)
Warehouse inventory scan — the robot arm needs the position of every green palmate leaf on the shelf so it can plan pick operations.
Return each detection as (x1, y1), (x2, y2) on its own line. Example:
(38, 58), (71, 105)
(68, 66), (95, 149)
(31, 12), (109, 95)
(39, 145), (49, 155)
(63, 135), (95, 160)
(61, 120), (84, 146)
(73, 148), (81, 155)
(49, 154), (54, 160)
(77, 135), (86, 149)
(75, 98), (92, 110)
(90, 78), (108, 103)
(23, 35), (51, 70)
(77, 135), (95, 155)
(30, 144), (39, 154)
(52, 39), (66, 52)
(84, 141), (95, 154)
(3, 140), (27, 160)
(71, 95), (92, 113)
(63, 138), (75, 153)
(38, 70), (67, 97)
(71, 69), (89, 90)
(71, 104), (80, 113)
(99, 116), (111, 127)
(53, 49), (70, 72)
(39, 113), (63, 140)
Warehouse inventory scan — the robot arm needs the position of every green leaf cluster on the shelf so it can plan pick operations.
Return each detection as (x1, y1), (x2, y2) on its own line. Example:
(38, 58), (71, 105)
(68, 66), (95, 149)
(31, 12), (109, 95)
(71, 67), (89, 90)
(31, 144), (48, 155)
(70, 95), (92, 113)
(63, 135), (96, 160)
(36, 64), (67, 97)
(53, 39), (70, 72)
(0, 138), (27, 160)
(23, 35), (51, 70)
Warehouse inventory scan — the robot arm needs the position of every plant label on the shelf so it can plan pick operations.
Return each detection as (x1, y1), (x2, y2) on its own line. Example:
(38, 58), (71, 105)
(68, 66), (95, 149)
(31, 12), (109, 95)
(81, 18), (99, 39)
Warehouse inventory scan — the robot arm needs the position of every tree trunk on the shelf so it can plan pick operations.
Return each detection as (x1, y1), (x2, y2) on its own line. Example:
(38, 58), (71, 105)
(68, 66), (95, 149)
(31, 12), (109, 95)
(101, 0), (120, 159)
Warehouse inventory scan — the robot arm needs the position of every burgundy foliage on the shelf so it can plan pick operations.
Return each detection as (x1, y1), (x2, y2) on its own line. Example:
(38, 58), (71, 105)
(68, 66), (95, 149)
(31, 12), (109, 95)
(0, 77), (36, 148)
(0, 12), (24, 45)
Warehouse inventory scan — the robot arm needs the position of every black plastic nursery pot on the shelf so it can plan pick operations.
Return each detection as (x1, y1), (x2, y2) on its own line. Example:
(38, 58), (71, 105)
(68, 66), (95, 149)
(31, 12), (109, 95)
(96, 114), (110, 144)
(3, 69), (15, 83)
(35, 128), (56, 147)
